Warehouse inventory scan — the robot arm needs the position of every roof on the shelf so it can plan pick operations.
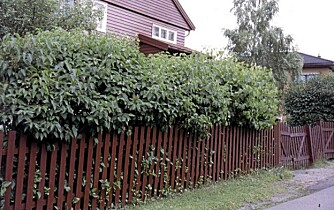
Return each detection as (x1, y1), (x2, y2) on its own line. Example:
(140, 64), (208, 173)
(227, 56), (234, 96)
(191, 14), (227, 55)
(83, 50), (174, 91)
(298, 52), (334, 69)
(172, 0), (196, 30)
(138, 34), (194, 54)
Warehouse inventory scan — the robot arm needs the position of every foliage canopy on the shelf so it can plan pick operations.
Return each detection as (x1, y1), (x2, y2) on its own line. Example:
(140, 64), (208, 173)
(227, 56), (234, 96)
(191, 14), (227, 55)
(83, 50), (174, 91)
(224, 0), (303, 91)
(285, 75), (334, 126)
(0, 29), (279, 142)
(0, 0), (102, 38)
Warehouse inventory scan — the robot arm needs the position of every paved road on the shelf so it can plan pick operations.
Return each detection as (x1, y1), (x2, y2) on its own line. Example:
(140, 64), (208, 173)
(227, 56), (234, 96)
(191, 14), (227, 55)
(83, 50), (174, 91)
(265, 186), (334, 210)
(307, 176), (334, 192)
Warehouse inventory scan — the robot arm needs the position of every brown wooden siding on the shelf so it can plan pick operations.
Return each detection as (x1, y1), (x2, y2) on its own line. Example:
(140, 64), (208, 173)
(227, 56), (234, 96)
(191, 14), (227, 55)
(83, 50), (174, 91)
(106, 4), (185, 46)
(104, 0), (191, 30)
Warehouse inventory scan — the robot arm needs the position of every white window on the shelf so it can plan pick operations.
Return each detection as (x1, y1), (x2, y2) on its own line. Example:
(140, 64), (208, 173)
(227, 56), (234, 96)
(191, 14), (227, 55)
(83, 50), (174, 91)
(94, 0), (108, 33)
(152, 25), (177, 44)
(300, 73), (320, 81)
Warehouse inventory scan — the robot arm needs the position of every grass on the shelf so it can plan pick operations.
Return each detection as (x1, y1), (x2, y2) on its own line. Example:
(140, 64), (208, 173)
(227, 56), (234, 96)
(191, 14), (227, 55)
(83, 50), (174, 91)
(128, 168), (293, 210)
(311, 159), (330, 168)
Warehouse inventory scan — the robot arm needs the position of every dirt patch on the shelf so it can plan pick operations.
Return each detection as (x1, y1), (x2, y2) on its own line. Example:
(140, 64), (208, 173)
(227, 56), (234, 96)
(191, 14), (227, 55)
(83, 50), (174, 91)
(239, 160), (334, 210)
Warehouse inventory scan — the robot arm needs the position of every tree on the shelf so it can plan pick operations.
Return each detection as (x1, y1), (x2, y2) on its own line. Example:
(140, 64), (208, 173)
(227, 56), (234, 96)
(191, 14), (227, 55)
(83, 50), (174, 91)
(0, 0), (103, 38)
(224, 0), (303, 92)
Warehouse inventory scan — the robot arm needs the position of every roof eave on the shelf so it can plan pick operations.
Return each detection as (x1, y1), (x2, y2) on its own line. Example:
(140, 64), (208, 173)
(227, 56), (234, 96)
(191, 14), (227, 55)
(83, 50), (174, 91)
(138, 34), (194, 54)
(172, 0), (196, 30)
(303, 64), (334, 69)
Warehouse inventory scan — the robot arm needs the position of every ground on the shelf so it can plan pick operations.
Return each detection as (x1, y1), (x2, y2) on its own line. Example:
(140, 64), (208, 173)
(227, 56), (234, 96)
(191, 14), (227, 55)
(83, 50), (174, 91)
(129, 160), (334, 210)
(239, 160), (334, 210)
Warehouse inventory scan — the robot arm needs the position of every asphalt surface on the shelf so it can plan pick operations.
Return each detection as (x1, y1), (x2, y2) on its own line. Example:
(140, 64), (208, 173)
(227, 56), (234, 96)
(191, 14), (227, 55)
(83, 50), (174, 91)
(307, 176), (334, 192)
(265, 176), (334, 210)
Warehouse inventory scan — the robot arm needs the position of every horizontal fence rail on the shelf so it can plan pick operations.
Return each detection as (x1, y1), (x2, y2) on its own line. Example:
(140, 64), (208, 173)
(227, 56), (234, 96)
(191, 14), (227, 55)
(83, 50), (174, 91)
(1, 121), (333, 209)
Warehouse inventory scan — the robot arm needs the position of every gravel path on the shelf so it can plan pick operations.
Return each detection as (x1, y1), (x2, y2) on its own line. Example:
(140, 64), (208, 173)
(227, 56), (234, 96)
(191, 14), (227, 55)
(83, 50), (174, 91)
(239, 160), (334, 210)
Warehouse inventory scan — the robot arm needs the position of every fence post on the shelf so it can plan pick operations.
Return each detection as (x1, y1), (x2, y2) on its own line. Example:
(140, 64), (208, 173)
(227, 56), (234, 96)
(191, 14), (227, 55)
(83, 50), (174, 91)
(274, 122), (281, 166)
(305, 125), (314, 164)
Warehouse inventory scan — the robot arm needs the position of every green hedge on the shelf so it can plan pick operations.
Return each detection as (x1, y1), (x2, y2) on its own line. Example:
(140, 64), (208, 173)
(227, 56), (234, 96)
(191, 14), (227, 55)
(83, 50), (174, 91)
(0, 29), (279, 141)
(285, 75), (334, 126)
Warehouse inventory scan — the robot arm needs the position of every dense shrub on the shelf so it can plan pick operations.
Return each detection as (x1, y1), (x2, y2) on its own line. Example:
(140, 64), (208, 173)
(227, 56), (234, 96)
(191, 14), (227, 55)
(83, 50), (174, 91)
(284, 75), (334, 126)
(0, 29), (279, 142)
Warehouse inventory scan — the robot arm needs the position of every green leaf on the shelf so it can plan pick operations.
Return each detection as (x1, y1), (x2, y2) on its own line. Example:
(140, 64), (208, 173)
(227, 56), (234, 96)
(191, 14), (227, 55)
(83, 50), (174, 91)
(72, 197), (80, 204)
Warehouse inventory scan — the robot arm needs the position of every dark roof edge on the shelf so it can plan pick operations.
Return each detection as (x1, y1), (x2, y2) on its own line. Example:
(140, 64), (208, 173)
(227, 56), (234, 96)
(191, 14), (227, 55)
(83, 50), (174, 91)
(138, 34), (168, 50)
(298, 52), (334, 64)
(138, 34), (194, 54)
(303, 65), (334, 68)
(172, 0), (196, 30)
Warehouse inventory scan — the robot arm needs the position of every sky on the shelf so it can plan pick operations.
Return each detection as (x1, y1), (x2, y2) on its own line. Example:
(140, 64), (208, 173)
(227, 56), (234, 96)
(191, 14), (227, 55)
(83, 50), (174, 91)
(178, 0), (334, 60)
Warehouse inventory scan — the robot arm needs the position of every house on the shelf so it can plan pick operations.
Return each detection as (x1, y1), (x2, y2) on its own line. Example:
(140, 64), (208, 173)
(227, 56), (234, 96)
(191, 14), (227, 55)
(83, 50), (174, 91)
(298, 52), (334, 81)
(93, 0), (196, 55)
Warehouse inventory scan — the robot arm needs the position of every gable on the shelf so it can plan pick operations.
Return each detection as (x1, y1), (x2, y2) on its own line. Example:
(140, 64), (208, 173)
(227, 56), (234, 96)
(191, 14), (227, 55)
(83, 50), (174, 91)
(104, 0), (195, 31)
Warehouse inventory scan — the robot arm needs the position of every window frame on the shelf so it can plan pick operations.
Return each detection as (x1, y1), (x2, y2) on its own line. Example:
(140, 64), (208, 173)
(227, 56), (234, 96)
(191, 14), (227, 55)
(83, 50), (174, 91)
(152, 24), (177, 44)
(300, 72), (320, 81)
(94, 0), (108, 33)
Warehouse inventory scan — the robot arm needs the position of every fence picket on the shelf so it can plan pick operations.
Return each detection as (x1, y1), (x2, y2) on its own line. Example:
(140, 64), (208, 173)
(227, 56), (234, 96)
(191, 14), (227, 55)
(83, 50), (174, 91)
(216, 125), (222, 180)
(181, 131), (187, 190)
(14, 135), (27, 209)
(154, 130), (163, 197)
(36, 143), (47, 209)
(204, 132), (209, 181)
(83, 137), (94, 210)
(66, 140), (77, 210)
(167, 128), (174, 188)
(128, 127), (139, 203)
(92, 133), (103, 209)
(185, 133), (191, 189)
(25, 143), (38, 210)
(46, 144), (58, 210)
(171, 128), (178, 190)
(232, 127), (237, 177)
(100, 133), (111, 210)
(115, 133), (125, 207)
(56, 143), (68, 210)
(159, 130), (169, 193)
(195, 136), (201, 186)
(209, 127), (214, 178)
(74, 137), (86, 210)
(224, 127), (230, 179)
(122, 133), (132, 205)
(142, 127), (151, 200)
(221, 126), (227, 180)
(199, 135), (205, 183)
(148, 128), (157, 197)
(4, 132), (16, 210)
(190, 133), (196, 188)
(213, 125), (218, 181)
(107, 134), (118, 206)
(176, 129), (183, 192)
(235, 127), (240, 175)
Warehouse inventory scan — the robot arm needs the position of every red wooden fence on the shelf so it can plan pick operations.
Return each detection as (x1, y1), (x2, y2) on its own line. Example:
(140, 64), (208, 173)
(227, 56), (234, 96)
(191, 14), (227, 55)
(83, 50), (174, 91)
(1, 121), (333, 209)
(279, 121), (334, 168)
